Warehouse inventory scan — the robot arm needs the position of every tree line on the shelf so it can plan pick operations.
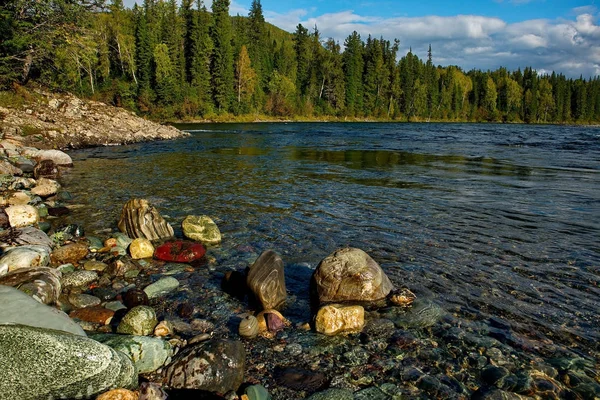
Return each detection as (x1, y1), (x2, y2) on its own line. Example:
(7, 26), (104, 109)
(1, 0), (599, 124)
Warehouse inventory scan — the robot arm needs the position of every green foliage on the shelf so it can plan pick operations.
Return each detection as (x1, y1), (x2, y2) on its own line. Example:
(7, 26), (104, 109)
(2, 1), (598, 124)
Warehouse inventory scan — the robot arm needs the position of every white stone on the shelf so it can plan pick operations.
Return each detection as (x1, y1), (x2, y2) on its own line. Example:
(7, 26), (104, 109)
(37, 149), (73, 166)
(31, 178), (61, 197)
(5, 204), (39, 227)
(0, 245), (51, 273)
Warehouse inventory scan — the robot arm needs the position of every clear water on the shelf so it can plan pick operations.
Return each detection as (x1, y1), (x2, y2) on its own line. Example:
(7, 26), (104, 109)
(61, 122), (600, 359)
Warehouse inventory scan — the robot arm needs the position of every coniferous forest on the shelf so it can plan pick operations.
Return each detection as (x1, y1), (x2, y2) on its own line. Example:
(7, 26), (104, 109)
(2, 0), (600, 124)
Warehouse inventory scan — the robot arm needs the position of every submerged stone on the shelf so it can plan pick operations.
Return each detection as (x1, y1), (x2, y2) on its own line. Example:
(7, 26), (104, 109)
(154, 240), (206, 263)
(181, 215), (222, 245)
(93, 333), (173, 374)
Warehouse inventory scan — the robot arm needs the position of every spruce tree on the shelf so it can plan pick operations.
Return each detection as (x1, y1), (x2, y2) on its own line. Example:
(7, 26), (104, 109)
(342, 31), (364, 116)
(211, 0), (234, 112)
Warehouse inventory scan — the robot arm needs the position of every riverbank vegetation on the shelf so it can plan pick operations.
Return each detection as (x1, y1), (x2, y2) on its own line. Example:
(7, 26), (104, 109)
(1, 0), (599, 124)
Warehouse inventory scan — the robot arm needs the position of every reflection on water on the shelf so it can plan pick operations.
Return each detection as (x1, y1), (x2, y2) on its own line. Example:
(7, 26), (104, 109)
(61, 123), (600, 361)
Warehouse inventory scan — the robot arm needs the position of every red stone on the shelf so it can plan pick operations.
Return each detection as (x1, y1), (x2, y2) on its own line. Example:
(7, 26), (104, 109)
(154, 240), (206, 263)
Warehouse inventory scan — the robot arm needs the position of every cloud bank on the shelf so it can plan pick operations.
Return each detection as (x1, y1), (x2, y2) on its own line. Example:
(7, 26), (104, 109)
(265, 7), (600, 78)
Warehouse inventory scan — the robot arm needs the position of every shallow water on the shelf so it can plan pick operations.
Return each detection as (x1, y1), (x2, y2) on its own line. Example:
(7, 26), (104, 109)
(61, 122), (600, 385)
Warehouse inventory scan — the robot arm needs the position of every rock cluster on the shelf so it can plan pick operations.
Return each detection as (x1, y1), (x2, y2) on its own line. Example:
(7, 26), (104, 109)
(0, 90), (189, 150)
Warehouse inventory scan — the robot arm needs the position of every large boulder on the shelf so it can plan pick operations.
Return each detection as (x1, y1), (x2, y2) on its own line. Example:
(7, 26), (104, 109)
(118, 198), (174, 241)
(181, 215), (222, 245)
(36, 149), (73, 167)
(312, 247), (393, 305)
(246, 250), (287, 310)
(0, 324), (137, 399)
(0, 285), (84, 335)
(93, 334), (173, 374)
(163, 339), (245, 393)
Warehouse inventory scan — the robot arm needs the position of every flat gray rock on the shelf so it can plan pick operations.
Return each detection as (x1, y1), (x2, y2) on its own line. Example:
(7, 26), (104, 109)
(0, 285), (84, 335)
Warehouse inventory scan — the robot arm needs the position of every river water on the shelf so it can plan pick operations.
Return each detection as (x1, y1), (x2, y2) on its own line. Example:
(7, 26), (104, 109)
(61, 123), (600, 397)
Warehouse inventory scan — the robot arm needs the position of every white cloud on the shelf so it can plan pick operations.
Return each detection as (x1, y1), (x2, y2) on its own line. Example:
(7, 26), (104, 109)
(265, 7), (600, 78)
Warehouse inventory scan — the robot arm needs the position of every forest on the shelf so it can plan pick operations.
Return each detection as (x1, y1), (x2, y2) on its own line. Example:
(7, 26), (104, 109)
(1, 0), (600, 124)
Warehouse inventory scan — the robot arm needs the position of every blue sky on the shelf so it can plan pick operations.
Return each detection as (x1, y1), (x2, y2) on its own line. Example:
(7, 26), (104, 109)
(123, 0), (600, 78)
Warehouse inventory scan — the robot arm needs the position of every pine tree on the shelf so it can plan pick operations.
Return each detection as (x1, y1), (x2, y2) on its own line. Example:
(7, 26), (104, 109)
(210, 0), (234, 112)
(342, 31), (364, 116)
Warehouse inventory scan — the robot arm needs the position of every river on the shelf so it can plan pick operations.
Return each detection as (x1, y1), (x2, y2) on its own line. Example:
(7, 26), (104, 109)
(61, 122), (600, 397)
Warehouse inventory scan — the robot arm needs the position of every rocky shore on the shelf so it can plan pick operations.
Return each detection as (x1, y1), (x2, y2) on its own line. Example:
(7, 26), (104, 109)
(0, 89), (188, 149)
(1, 93), (599, 400)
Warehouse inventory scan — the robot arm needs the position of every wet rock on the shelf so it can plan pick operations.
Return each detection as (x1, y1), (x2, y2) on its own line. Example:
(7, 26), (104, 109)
(0, 208), (9, 228)
(0, 244), (50, 274)
(238, 315), (259, 339)
(34, 159), (59, 179)
(471, 386), (526, 400)
(113, 232), (133, 249)
(0, 267), (61, 304)
(306, 388), (353, 400)
(31, 177), (61, 197)
(0, 226), (53, 249)
(105, 301), (127, 312)
(5, 204), (39, 227)
(354, 386), (392, 400)
(144, 276), (180, 299)
(360, 318), (396, 342)
(96, 388), (138, 400)
(47, 205), (70, 216)
(0, 159), (22, 175)
(383, 298), (444, 329)
(51, 242), (89, 265)
(312, 247), (393, 304)
(122, 288), (149, 309)
(70, 306), (115, 325)
(154, 320), (174, 337)
(11, 156), (34, 173)
(154, 240), (206, 263)
(163, 339), (245, 393)
(69, 293), (102, 309)
(0, 324), (136, 398)
(181, 215), (222, 245)
(36, 149), (73, 167)
(221, 270), (247, 300)
(87, 236), (104, 251)
(130, 237), (155, 259)
(107, 258), (138, 277)
(177, 302), (195, 318)
(57, 223), (85, 238)
(61, 269), (98, 288)
(256, 309), (290, 337)
(139, 382), (168, 400)
(93, 333), (173, 374)
(118, 198), (174, 241)
(244, 384), (271, 400)
(84, 259), (108, 272)
(315, 304), (365, 335)
(246, 250), (287, 310)
(6, 191), (34, 206)
(117, 305), (158, 336)
(0, 285), (85, 335)
(481, 366), (511, 387)
(273, 366), (328, 393)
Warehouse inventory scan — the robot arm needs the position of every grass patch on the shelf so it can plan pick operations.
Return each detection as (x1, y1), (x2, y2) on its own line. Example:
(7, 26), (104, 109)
(20, 125), (44, 136)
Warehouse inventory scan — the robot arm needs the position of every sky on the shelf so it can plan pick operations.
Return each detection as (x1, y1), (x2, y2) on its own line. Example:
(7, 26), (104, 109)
(123, 0), (600, 78)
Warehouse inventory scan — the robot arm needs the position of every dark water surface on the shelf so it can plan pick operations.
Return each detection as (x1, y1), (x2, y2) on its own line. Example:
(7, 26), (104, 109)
(62, 122), (600, 384)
